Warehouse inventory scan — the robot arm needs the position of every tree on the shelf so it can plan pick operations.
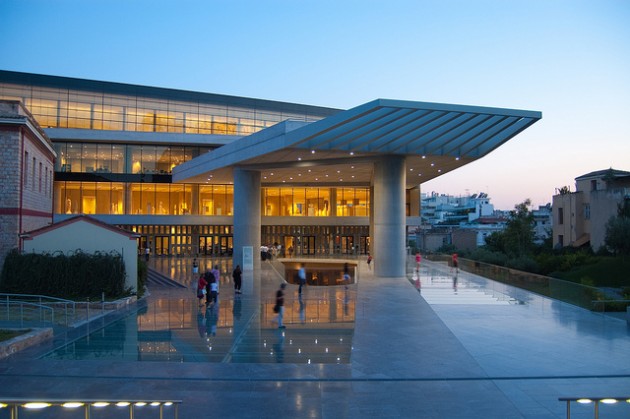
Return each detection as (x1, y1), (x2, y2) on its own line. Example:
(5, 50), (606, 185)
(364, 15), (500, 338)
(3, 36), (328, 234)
(482, 199), (535, 257)
(604, 198), (630, 255)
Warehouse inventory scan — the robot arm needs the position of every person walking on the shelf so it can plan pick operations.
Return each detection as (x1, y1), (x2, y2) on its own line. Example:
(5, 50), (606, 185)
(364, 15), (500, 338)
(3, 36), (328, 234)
(196, 274), (208, 307)
(274, 283), (286, 329)
(208, 275), (219, 306)
(451, 253), (459, 273)
(297, 263), (306, 295)
(415, 252), (422, 272)
(367, 253), (373, 270)
(232, 264), (242, 294)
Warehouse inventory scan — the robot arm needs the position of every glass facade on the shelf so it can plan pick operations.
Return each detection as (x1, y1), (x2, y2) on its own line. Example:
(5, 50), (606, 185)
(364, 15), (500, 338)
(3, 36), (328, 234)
(54, 142), (206, 174)
(55, 182), (369, 218)
(0, 82), (326, 135)
(1, 71), (374, 257)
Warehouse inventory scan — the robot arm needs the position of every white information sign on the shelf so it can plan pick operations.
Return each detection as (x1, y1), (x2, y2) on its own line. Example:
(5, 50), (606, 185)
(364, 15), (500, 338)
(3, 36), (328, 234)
(243, 246), (254, 271)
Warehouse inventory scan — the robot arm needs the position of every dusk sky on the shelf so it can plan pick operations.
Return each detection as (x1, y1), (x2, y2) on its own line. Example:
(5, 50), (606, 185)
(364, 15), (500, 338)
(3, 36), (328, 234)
(1, 0), (628, 210)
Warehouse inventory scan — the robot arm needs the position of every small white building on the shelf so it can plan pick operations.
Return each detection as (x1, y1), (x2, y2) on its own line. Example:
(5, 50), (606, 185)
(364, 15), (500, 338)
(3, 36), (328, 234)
(21, 215), (139, 292)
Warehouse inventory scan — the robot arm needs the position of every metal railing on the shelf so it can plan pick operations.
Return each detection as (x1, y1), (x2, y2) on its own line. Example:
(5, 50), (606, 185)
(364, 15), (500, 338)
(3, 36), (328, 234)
(0, 398), (181, 418)
(0, 293), (117, 328)
(559, 396), (630, 418)
(1, 294), (76, 327)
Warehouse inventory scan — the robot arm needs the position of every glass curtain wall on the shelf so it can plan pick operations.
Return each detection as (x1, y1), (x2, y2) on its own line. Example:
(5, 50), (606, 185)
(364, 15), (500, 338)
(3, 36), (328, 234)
(0, 85), (320, 135)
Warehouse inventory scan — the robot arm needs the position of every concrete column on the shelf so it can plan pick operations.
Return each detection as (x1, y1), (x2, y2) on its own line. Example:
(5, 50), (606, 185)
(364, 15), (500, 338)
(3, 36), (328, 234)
(373, 155), (406, 278)
(233, 168), (261, 294)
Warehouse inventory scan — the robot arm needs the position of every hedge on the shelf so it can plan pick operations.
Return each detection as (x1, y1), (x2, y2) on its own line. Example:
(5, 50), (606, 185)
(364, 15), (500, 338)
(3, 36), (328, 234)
(0, 249), (131, 300)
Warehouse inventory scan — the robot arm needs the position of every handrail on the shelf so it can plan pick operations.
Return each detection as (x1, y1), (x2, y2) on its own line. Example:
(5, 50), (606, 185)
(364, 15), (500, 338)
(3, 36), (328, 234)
(2, 301), (54, 327)
(559, 396), (630, 418)
(0, 398), (181, 418)
(1, 293), (75, 327)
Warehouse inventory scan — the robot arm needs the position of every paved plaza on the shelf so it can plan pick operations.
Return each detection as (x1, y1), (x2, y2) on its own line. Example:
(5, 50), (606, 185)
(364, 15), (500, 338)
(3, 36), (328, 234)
(0, 257), (629, 418)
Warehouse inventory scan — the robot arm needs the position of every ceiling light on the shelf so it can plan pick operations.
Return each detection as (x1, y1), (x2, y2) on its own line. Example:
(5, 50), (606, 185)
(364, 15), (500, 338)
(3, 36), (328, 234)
(62, 402), (84, 408)
(349, 151), (354, 155)
(116, 402), (130, 407)
(430, 163), (434, 167)
(311, 150), (315, 154)
(298, 157), (302, 161)
(422, 155), (426, 159)
(455, 157), (460, 160)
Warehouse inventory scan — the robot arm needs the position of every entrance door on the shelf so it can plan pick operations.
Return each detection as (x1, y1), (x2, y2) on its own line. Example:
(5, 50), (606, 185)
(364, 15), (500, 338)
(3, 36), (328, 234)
(360, 236), (370, 254)
(341, 236), (354, 254)
(219, 236), (233, 256)
(199, 236), (213, 256)
(302, 236), (316, 255)
(155, 236), (169, 255)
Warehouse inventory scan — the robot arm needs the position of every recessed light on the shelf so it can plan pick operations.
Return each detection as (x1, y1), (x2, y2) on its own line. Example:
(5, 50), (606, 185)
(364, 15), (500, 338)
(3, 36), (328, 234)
(311, 150), (315, 154)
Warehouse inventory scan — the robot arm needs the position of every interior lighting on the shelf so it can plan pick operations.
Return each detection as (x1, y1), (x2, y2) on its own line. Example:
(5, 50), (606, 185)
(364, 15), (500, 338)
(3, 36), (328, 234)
(422, 155), (426, 159)
(410, 168), (413, 171)
(311, 150), (315, 154)
(430, 163), (434, 166)
(164, 402), (173, 406)
(150, 402), (161, 406)
(0, 403), (7, 408)
(601, 399), (617, 404)
(349, 151), (354, 155)
(438, 169), (442, 173)
(116, 402), (130, 407)
(62, 402), (84, 408)
(576, 399), (592, 404)
(298, 157), (302, 161)
(23, 403), (51, 409)
(455, 157), (460, 160)
(135, 402), (147, 407)
(93, 402), (110, 407)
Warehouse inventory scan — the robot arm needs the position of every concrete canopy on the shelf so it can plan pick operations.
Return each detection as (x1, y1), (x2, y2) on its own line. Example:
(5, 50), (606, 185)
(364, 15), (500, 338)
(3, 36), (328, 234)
(172, 99), (541, 187)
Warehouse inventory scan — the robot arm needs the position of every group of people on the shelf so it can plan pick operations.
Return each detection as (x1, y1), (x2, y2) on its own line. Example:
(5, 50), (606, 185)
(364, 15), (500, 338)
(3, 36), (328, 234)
(196, 264), (244, 307)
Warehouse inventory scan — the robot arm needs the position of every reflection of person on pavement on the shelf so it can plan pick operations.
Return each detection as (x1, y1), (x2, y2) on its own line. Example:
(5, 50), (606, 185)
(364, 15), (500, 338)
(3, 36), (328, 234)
(453, 273), (458, 294)
(299, 294), (306, 324)
(273, 331), (285, 363)
(233, 295), (242, 321)
(197, 310), (206, 338)
(206, 304), (218, 336)
(343, 287), (350, 316)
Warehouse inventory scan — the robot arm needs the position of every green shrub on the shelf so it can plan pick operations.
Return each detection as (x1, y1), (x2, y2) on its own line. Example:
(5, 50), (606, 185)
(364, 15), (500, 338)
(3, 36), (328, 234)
(0, 249), (130, 300)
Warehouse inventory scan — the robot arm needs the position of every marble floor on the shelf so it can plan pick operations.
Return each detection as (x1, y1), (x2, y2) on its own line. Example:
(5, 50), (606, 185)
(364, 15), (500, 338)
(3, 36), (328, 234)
(1, 257), (629, 418)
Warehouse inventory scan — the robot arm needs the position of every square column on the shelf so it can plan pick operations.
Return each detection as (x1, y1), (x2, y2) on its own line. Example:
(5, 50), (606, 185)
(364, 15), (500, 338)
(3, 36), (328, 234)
(233, 168), (261, 293)
(373, 155), (406, 278)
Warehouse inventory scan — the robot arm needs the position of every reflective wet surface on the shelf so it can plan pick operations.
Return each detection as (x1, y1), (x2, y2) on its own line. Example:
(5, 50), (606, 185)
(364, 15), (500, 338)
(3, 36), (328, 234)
(2, 257), (629, 418)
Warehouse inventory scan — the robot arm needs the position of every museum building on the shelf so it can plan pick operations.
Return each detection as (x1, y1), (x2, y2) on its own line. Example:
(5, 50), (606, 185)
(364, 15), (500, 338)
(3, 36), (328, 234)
(0, 70), (541, 278)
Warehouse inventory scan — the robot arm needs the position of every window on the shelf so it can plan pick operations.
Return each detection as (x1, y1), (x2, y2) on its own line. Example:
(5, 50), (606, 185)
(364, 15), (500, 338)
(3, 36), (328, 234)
(23, 151), (28, 188)
(32, 157), (36, 189)
(584, 204), (590, 220)
(558, 235), (564, 247)
(591, 180), (597, 191)
(557, 207), (564, 225)
(39, 162), (42, 192)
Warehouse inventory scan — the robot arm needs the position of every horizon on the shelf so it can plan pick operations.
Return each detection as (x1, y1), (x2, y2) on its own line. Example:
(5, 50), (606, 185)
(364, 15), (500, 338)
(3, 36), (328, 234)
(1, 0), (628, 210)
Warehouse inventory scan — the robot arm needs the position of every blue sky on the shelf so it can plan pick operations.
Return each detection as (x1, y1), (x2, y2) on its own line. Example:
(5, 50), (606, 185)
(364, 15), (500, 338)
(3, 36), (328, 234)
(1, 0), (629, 209)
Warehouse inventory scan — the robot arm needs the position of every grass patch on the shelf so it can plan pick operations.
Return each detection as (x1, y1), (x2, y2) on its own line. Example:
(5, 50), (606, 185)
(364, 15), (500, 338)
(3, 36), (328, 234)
(552, 257), (630, 287)
(0, 329), (29, 343)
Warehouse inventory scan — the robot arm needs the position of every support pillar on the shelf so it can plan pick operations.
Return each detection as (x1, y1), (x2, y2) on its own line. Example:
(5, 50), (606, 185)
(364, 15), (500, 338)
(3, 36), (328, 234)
(373, 155), (406, 278)
(233, 168), (261, 293)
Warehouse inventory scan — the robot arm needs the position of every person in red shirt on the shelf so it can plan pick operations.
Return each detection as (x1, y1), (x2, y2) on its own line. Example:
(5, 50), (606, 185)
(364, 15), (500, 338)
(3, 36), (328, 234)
(197, 274), (208, 306)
